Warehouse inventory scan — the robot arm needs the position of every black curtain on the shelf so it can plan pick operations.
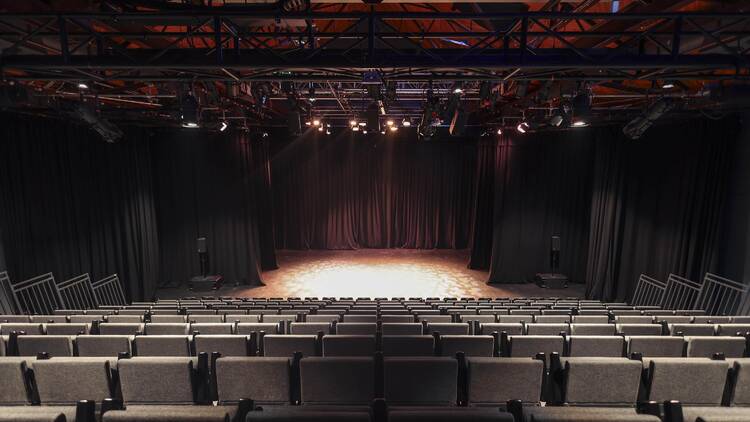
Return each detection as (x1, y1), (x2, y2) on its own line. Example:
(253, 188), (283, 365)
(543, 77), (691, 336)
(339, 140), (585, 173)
(271, 131), (476, 249)
(0, 113), (159, 301)
(151, 129), (276, 287)
(585, 118), (738, 301)
(480, 131), (596, 283)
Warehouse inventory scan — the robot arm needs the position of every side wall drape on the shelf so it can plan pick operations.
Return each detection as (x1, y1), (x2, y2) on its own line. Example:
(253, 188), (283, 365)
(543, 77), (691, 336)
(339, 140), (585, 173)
(585, 119), (738, 301)
(151, 130), (276, 287)
(271, 132), (476, 249)
(0, 114), (160, 301)
(484, 132), (595, 283)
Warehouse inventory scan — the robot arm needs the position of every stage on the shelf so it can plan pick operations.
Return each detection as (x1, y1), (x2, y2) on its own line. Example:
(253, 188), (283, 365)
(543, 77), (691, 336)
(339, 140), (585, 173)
(155, 249), (584, 299)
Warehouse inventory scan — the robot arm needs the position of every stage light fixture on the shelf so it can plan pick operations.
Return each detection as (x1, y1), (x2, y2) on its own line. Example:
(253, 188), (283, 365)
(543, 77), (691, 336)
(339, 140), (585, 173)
(358, 122), (367, 127)
(318, 126), (324, 132)
(389, 126), (398, 132)
(313, 119), (321, 127)
(353, 126), (360, 132)
(182, 122), (199, 128)
(363, 129), (368, 134)
(662, 81), (675, 89)
(386, 119), (394, 126)
(349, 119), (358, 127)
(326, 129), (331, 135)
(402, 118), (411, 127)
(623, 97), (676, 140)
(308, 86), (316, 102)
(305, 120), (312, 126)
(571, 120), (589, 128)
(220, 121), (228, 132)
(517, 122), (529, 133)
(77, 82), (89, 90)
(74, 104), (124, 143)
(496, 128), (503, 135)
(549, 115), (564, 127)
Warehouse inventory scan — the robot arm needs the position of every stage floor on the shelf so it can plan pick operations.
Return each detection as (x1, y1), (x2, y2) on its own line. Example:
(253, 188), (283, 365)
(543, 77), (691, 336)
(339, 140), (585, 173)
(155, 249), (584, 299)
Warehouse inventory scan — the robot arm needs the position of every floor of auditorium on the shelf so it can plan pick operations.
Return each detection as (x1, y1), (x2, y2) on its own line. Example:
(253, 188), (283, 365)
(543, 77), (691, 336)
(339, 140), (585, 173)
(155, 249), (584, 299)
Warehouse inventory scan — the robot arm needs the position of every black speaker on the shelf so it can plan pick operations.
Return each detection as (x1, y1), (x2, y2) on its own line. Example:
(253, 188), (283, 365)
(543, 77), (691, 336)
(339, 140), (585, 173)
(197, 237), (207, 254)
(551, 236), (561, 252)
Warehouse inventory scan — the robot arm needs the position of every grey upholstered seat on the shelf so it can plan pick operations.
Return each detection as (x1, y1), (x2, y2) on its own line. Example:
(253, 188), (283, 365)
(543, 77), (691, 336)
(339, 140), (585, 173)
(497, 315), (534, 324)
(381, 323), (423, 336)
(614, 316), (655, 324)
(225, 315), (261, 323)
(694, 316), (733, 324)
(77, 335), (134, 357)
(525, 323), (569, 336)
(480, 323), (524, 336)
(190, 323), (234, 335)
(194, 335), (249, 357)
(569, 323), (616, 336)
(70, 314), (107, 324)
(0, 323), (44, 335)
(417, 315), (452, 323)
(388, 408), (513, 422)
(215, 356), (291, 405)
(300, 357), (374, 405)
(150, 315), (187, 323)
(685, 336), (746, 358)
(567, 336), (624, 357)
(717, 324), (750, 336)
(384, 357), (457, 406)
(382, 335), (435, 356)
(289, 322), (331, 335)
(669, 323), (716, 336)
(99, 322), (144, 335)
(245, 408), (370, 421)
(616, 323), (662, 336)
(534, 315), (571, 324)
(236, 322), (280, 335)
(34, 357), (113, 405)
(46, 323), (90, 335)
(440, 335), (494, 357)
(626, 336), (684, 358)
(30, 316), (67, 323)
(145, 323), (190, 335)
(134, 335), (192, 356)
(322, 335), (376, 357)
(336, 323), (377, 335)
(0, 315), (31, 323)
(107, 315), (144, 323)
(188, 315), (225, 323)
(17, 335), (74, 357)
(460, 315), (497, 324)
(0, 358), (68, 422)
(571, 315), (609, 324)
(508, 335), (564, 360)
(646, 358), (728, 404)
(306, 315), (341, 324)
(527, 407), (660, 421)
(263, 334), (317, 357)
(380, 315), (416, 323)
(467, 357), (544, 405)
(263, 315), (297, 325)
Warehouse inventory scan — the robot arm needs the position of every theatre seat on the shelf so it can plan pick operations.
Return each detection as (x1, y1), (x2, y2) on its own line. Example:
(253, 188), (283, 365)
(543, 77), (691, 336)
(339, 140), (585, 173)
(135, 335), (192, 356)
(194, 335), (250, 357)
(77, 335), (133, 357)
(382, 335), (435, 356)
(45, 323), (90, 335)
(467, 357), (544, 405)
(215, 357), (291, 405)
(17, 335), (74, 357)
(263, 334), (317, 357)
(685, 336), (746, 358)
(384, 357), (457, 406)
(567, 336), (624, 357)
(300, 357), (374, 405)
(0, 358), (68, 422)
(440, 335), (494, 357)
(322, 335), (376, 357)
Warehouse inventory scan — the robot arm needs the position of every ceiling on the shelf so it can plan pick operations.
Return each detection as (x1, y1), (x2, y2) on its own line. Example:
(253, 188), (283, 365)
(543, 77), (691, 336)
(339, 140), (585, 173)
(0, 0), (749, 134)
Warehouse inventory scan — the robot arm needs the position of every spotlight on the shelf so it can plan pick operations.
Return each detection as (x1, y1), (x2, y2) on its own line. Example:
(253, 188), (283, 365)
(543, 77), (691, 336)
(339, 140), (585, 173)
(313, 119), (321, 127)
(180, 92), (200, 128)
(402, 118), (411, 127)
(517, 122), (529, 133)
(623, 97), (676, 140)
(496, 128), (503, 135)
(453, 87), (463, 94)
(386, 120), (394, 126)
(571, 120), (589, 128)
(389, 126), (398, 132)
(352, 126), (360, 132)
(305, 120), (312, 126)
(381, 131), (386, 135)
(77, 82), (89, 90)
(349, 119), (358, 127)
(661, 81), (675, 89)
(326, 129), (331, 135)
(220, 121), (228, 132)
(363, 129), (368, 134)
(358, 122), (367, 127)
(318, 126), (324, 132)
(549, 115), (564, 127)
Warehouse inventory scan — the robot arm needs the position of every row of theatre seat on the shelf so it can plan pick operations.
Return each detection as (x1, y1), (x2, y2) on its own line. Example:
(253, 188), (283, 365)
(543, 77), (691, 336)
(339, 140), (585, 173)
(3, 352), (750, 422)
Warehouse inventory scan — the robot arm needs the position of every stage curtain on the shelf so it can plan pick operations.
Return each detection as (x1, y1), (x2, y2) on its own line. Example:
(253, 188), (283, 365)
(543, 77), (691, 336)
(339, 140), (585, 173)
(468, 139), (497, 269)
(271, 131), (477, 249)
(483, 131), (596, 283)
(585, 118), (739, 301)
(151, 130), (276, 288)
(0, 113), (159, 301)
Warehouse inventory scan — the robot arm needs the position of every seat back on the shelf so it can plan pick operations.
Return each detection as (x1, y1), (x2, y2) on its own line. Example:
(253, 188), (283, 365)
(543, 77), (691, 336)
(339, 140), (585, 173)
(34, 357), (112, 404)
(440, 335), (494, 357)
(627, 336), (684, 358)
(670, 323), (716, 336)
(188, 315), (225, 323)
(509, 335), (564, 360)
(106, 315), (144, 323)
(322, 335), (376, 357)
(567, 336), (624, 357)
(289, 323), (330, 335)
(263, 334), (317, 357)
(480, 323), (524, 336)
(381, 323), (423, 336)
(616, 324), (662, 336)
(730, 358), (750, 406)
(99, 323), (144, 335)
(77, 335), (133, 357)
(534, 315), (571, 323)
(0, 358), (31, 405)
(525, 323), (569, 336)
(569, 323), (616, 336)
(685, 336), (746, 358)
(571, 315), (609, 324)
(236, 323), (280, 335)
(718, 324), (750, 336)
(135, 335), (192, 356)
(191, 323), (234, 335)
(384, 357), (457, 405)
(647, 358), (728, 405)
(467, 357), (543, 405)
(150, 315), (186, 323)
(0, 323), (44, 335)
(336, 323), (377, 335)
(194, 335), (249, 357)
(564, 357), (642, 405)
(382, 335), (435, 356)
(145, 323), (190, 335)
(306, 315), (340, 324)
(17, 335), (74, 357)
(216, 357), (291, 405)
(118, 357), (196, 404)
(300, 357), (374, 405)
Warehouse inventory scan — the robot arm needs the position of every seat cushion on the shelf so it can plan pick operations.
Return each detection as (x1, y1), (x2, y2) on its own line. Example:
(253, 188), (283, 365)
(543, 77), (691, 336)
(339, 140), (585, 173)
(527, 407), (660, 422)
(0, 406), (70, 422)
(389, 408), (514, 422)
(102, 405), (229, 422)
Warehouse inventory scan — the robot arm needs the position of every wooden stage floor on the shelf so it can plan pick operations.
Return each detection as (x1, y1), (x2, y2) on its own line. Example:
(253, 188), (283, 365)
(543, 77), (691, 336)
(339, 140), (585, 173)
(155, 249), (584, 299)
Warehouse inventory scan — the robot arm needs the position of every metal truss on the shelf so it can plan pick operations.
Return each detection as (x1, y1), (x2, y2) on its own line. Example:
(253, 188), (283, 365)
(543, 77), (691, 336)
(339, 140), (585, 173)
(1, 11), (749, 83)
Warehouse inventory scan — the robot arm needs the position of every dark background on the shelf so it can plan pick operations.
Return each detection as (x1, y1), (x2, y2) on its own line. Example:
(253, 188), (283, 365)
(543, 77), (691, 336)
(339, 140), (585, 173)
(0, 111), (746, 301)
